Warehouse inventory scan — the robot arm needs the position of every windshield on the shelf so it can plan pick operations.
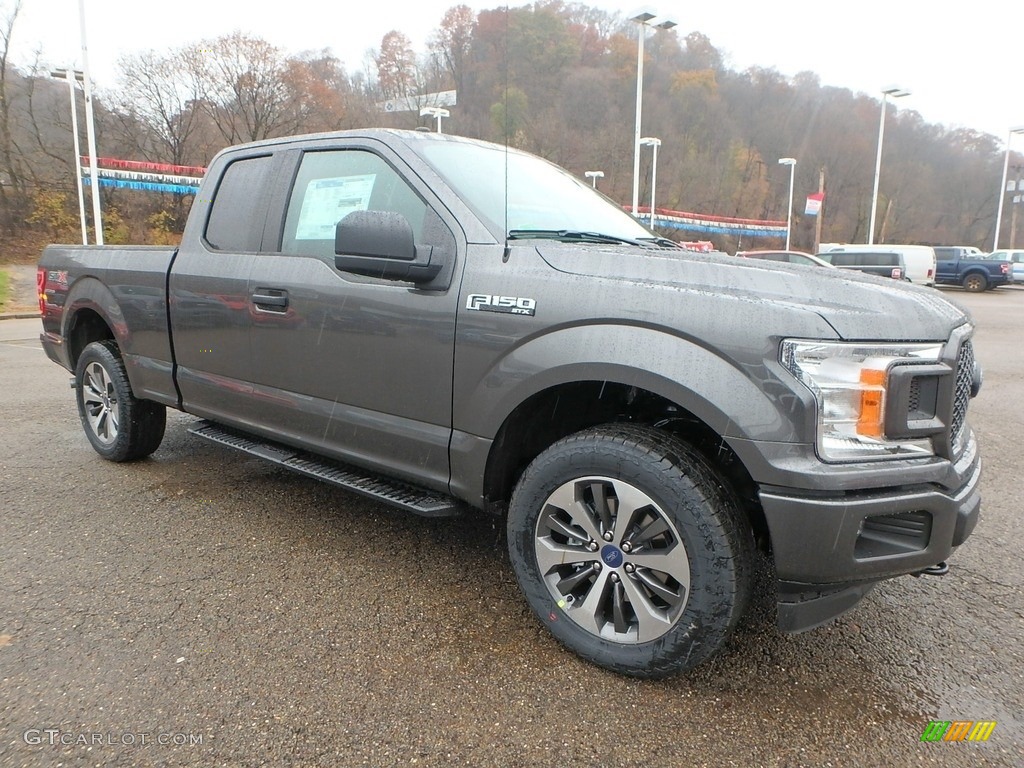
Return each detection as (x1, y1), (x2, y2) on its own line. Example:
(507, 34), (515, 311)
(414, 139), (654, 242)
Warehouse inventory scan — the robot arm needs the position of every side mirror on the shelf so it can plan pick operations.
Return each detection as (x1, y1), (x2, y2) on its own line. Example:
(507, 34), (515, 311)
(334, 210), (441, 283)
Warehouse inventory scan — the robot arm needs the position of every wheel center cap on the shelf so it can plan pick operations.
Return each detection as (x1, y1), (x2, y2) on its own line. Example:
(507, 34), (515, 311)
(600, 545), (624, 568)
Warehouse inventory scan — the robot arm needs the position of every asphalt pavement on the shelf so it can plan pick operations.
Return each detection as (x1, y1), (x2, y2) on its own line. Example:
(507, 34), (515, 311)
(1, 288), (1022, 767)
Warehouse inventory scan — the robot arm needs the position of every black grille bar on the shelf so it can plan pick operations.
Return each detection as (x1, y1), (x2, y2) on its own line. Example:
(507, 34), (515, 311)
(951, 339), (973, 455)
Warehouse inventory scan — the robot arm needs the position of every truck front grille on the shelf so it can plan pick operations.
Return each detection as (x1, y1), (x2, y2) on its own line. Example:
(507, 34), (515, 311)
(951, 339), (973, 455)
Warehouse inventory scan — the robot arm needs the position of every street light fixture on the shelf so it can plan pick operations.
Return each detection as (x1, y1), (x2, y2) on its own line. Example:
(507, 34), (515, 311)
(584, 170), (604, 188)
(778, 158), (797, 250)
(640, 137), (661, 228)
(868, 85), (910, 245)
(49, 68), (88, 245)
(630, 9), (676, 216)
(419, 107), (450, 134)
(993, 125), (1024, 251)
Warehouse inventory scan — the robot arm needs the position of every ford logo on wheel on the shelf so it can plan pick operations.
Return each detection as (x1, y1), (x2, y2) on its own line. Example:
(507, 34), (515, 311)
(600, 545), (624, 568)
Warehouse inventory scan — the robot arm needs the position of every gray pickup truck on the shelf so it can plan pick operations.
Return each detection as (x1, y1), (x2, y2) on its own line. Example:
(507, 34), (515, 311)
(38, 129), (982, 677)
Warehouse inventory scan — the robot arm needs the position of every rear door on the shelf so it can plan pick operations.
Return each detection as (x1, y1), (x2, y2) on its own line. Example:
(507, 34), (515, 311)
(169, 151), (282, 426)
(934, 248), (958, 282)
(245, 138), (464, 491)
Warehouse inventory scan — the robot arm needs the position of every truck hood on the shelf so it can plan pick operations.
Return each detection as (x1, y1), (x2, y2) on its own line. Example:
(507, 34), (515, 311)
(536, 244), (969, 341)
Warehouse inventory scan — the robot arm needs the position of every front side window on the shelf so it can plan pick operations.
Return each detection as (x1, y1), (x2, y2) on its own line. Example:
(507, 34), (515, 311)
(281, 150), (428, 258)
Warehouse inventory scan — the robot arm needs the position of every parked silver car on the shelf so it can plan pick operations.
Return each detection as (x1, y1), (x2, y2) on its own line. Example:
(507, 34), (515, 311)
(986, 250), (1024, 284)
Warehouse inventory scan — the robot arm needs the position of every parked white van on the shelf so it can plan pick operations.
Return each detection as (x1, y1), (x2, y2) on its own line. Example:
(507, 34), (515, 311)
(819, 244), (937, 286)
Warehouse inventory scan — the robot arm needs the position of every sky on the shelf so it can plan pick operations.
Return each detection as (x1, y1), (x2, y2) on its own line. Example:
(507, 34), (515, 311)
(10, 0), (1023, 145)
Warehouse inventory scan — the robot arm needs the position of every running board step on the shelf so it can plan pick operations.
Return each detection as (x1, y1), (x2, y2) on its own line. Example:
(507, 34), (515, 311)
(188, 421), (461, 518)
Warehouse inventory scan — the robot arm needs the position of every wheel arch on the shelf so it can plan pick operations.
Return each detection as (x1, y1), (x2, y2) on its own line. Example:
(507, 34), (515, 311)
(480, 378), (770, 550)
(63, 277), (125, 368)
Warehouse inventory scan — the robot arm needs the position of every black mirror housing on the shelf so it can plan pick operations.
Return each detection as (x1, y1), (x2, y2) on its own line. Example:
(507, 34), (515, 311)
(334, 210), (441, 283)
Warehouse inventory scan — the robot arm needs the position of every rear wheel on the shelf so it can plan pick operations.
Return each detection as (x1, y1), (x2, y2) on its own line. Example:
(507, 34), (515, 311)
(507, 424), (753, 678)
(75, 340), (166, 461)
(962, 273), (987, 292)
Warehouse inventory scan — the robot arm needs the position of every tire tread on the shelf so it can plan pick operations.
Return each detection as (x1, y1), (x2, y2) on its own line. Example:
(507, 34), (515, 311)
(75, 340), (166, 462)
(507, 422), (754, 678)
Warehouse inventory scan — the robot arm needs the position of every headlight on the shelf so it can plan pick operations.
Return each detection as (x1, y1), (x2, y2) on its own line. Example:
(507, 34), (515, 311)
(781, 340), (944, 462)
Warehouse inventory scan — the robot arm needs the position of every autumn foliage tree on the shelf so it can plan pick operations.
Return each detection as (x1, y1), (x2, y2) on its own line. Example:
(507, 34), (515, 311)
(375, 31), (418, 101)
(0, 0), (1018, 251)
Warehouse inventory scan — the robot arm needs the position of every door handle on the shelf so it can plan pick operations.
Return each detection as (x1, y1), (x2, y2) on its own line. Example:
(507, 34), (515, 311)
(252, 290), (288, 309)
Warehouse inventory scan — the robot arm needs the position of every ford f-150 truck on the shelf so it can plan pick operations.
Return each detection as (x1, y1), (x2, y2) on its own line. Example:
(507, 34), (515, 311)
(38, 129), (983, 677)
(934, 246), (1010, 291)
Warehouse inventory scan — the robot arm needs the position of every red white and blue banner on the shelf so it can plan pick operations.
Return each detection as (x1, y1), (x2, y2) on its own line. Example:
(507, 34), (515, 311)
(805, 192), (824, 216)
(81, 157), (206, 195)
(81, 156), (207, 177)
(83, 177), (200, 195)
(633, 206), (788, 238)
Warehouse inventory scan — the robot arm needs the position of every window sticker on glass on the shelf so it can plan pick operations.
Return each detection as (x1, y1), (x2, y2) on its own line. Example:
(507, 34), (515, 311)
(295, 175), (376, 240)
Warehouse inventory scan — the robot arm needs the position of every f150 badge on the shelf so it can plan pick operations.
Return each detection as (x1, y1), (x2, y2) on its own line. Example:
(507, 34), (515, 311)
(466, 294), (536, 316)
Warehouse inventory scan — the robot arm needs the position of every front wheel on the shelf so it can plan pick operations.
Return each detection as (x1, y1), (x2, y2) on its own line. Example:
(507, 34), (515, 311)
(507, 424), (753, 678)
(962, 273), (987, 292)
(75, 340), (166, 461)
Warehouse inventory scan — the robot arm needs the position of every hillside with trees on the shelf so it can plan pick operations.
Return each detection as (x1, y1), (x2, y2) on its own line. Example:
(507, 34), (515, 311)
(0, 0), (1018, 254)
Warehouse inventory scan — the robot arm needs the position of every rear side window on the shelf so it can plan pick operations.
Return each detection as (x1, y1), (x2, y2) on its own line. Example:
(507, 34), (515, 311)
(205, 155), (274, 252)
(830, 252), (899, 267)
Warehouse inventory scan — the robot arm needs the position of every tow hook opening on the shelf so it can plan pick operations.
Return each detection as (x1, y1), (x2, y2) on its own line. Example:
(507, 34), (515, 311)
(911, 561), (949, 577)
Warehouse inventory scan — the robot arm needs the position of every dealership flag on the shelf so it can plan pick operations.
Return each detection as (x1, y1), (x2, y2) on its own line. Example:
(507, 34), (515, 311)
(805, 192), (824, 216)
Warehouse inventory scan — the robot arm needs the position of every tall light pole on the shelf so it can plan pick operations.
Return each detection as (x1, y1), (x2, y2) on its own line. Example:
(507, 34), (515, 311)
(584, 170), (604, 188)
(78, 0), (103, 244)
(993, 125), (1024, 251)
(630, 9), (676, 216)
(419, 107), (450, 134)
(868, 85), (909, 245)
(640, 137), (661, 227)
(778, 158), (796, 250)
(1010, 165), (1023, 249)
(50, 68), (88, 245)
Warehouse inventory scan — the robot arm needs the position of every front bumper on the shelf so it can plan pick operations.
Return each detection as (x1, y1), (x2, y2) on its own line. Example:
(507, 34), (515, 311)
(758, 433), (981, 633)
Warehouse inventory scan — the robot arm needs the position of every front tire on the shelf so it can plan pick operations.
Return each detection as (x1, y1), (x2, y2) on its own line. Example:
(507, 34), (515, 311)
(507, 424), (753, 678)
(75, 340), (166, 462)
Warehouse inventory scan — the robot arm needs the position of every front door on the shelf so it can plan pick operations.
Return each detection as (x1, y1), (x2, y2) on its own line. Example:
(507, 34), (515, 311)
(246, 143), (463, 491)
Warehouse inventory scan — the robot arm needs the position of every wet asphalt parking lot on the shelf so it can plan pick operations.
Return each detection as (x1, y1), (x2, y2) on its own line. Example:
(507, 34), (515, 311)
(1, 287), (1022, 767)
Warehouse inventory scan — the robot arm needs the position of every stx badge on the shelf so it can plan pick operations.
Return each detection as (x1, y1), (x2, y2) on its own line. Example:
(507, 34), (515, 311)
(466, 294), (536, 316)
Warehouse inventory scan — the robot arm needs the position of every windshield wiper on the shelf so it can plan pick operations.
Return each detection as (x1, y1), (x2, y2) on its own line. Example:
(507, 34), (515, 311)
(637, 236), (685, 249)
(507, 229), (652, 247)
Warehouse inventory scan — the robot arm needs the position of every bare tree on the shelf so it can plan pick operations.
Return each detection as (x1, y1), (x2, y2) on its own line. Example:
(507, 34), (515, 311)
(0, 0), (25, 231)
(111, 47), (208, 166)
(194, 32), (291, 144)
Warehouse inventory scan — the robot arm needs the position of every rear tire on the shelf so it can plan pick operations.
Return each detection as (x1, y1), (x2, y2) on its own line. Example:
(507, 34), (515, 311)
(75, 340), (166, 462)
(507, 424), (753, 678)
(962, 273), (987, 292)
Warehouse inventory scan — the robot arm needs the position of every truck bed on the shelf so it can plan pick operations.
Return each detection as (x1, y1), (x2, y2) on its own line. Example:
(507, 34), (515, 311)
(39, 244), (179, 406)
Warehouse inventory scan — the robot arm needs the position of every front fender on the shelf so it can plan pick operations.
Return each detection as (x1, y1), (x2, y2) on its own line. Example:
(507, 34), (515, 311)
(454, 323), (821, 444)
